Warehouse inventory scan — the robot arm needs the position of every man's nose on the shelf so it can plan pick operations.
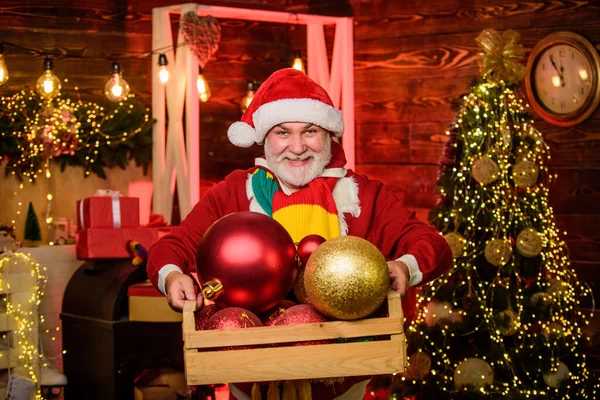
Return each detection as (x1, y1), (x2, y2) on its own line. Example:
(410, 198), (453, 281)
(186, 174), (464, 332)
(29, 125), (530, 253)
(288, 134), (306, 154)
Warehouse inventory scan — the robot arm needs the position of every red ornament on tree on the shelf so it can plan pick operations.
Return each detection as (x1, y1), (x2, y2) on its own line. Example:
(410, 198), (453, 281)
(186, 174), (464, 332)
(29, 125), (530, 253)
(297, 234), (326, 265)
(205, 307), (262, 331)
(260, 300), (297, 326)
(196, 212), (298, 312)
(194, 304), (220, 331)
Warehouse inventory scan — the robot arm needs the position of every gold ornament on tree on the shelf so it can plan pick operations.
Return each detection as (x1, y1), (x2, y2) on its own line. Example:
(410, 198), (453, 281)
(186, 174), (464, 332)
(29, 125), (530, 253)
(444, 232), (466, 258)
(516, 227), (543, 257)
(494, 309), (519, 336)
(471, 156), (500, 185)
(543, 362), (570, 388)
(475, 29), (526, 85)
(484, 238), (513, 267)
(407, 352), (432, 379)
(454, 358), (494, 390)
(304, 236), (389, 320)
(513, 159), (539, 188)
(500, 127), (512, 148)
(424, 300), (463, 327)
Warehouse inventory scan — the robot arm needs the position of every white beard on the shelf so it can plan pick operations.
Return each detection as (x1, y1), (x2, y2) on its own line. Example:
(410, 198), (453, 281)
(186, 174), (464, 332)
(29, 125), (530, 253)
(265, 138), (332, 189)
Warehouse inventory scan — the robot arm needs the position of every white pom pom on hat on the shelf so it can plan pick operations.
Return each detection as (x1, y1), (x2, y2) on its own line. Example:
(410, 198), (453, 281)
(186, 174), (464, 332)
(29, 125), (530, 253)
(227, 68), (344, 148)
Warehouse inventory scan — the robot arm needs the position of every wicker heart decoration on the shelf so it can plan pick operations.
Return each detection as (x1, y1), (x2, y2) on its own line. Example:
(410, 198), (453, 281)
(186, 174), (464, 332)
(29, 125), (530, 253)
(180, 12), (221, 68)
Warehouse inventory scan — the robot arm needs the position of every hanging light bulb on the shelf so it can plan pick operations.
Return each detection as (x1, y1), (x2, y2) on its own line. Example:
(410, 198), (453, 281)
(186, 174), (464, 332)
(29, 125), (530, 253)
(240, 80), (256, 113)
(104, 61), (130, 102)
(158, 54), (169, 84)
(0, 43), (8, 86)
(196, 67), (211, 102)
(35, 57), (61, 99)
(292, 50), (305, 73)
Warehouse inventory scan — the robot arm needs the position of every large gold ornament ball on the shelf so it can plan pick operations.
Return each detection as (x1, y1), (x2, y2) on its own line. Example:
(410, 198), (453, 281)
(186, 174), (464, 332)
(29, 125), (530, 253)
(444, 232), (466, 258)
(484, 238), (513, 267)
(516, 227), (543, 258)
(304, 236), (389, 320)
(454, 358), (494, 391)
(494, 309), (519, 336)
(471, 156), (500, 185)
(513, 159), (539, 188)
(407, 352), (432, 379)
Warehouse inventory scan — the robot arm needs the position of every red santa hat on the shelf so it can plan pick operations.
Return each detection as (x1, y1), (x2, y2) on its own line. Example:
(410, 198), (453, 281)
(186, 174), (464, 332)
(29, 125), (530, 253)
(227, 68), (344, 148)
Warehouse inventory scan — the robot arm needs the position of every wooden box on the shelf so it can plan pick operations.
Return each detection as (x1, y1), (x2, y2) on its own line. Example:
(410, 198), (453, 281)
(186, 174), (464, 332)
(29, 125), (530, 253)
(182, 291), (406, 385)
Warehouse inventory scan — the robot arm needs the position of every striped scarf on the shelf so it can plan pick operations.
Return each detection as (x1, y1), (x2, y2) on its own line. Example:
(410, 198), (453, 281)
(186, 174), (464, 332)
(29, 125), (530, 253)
(250, 167), (340, 243)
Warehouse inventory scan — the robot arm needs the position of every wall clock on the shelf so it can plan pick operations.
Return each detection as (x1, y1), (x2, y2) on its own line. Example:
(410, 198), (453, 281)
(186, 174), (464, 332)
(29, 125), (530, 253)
(525, 31), (600, 127)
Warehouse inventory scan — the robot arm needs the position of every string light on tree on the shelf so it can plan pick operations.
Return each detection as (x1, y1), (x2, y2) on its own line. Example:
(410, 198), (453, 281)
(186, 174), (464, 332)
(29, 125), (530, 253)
(196, 67), (211, 102)
(158, 53), (169, 84)
(0, 42), (8, 86)
(104, 61), (130, 102)
(35, 57), (61, 100)
(240, 80), (256, 112)
(292, 50), (306, 73)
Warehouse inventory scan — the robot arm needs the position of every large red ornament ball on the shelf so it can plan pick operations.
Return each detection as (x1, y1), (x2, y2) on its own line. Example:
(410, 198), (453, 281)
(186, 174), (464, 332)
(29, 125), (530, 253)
(194, 304), (220, 331)
(196, 212), (298, 312)
(205, 307), (263, 330)
(260, 300), (297, 326)
(297, 234), (326, 265)
(274, 304), (330, 345)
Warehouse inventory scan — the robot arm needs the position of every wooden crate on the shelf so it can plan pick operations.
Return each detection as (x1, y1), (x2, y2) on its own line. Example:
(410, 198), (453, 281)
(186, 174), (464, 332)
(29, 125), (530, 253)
(182, 290), (406, 385)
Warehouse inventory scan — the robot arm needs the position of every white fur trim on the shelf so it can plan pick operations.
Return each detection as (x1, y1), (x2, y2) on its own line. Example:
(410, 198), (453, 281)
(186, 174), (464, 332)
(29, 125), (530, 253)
(252, 98), (344, 145)
(397, 254), (422, 287)
(158, 264), (184, 296)
(228, 121), (257, 148)
(332, 176), (361, 236)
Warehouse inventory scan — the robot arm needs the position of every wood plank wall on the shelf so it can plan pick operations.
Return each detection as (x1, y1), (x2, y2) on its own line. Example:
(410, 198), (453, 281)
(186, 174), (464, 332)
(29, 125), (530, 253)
(289, 0), (600, 371)
(0, 0), (599, 372)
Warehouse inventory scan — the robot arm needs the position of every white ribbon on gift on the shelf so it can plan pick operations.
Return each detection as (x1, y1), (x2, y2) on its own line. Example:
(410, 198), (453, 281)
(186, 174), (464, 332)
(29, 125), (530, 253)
(79, 190), (122, 229)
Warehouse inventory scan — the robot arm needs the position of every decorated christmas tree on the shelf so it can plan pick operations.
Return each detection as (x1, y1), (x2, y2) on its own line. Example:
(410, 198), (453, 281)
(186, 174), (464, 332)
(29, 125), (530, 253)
(24, 202), (42, 243)
(393, 30), (597, 399)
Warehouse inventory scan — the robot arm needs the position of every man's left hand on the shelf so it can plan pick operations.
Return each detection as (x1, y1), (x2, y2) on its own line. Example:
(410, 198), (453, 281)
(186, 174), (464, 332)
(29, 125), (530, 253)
(388, 260), (410, 297)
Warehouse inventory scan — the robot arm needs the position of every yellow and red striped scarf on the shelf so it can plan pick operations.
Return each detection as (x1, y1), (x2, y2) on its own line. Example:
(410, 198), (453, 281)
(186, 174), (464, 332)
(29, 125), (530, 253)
(250, 167), (340, 243)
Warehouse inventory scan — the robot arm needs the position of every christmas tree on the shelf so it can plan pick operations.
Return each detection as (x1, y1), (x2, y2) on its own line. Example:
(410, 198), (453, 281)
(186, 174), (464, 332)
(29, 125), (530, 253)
(24, 202), (42, 243)
(393, 30), (597, 399)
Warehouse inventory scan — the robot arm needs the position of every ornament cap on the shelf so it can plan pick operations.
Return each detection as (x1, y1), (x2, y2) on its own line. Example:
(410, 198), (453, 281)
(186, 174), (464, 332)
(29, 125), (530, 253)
(201, 280), (224, 300)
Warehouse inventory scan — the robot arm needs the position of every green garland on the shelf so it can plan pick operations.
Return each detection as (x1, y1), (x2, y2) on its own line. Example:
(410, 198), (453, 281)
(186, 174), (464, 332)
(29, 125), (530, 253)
(0, 90), (154, 180)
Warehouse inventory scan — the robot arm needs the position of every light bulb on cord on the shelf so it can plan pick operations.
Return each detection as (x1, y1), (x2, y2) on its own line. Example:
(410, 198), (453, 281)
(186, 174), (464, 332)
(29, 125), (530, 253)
(240, 80), (257, 113)
(158, 54), (169, 84)
(0, 43), (8, 86)
(35, 57), (61, 99)
(104, 61), (130, 102)
(292, 50), (305, 73)
(197, 67), (211, 102)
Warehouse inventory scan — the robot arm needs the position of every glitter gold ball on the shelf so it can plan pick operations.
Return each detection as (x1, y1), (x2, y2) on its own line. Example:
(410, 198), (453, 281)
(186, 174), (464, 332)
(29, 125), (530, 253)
(471, 156), (500, 185)
(484, 238), (513, 267)
(444, 232), (466, 258)
(304, 236), (390, 320)
(516, 227), (543, 258)
(513, 159), (539, 188)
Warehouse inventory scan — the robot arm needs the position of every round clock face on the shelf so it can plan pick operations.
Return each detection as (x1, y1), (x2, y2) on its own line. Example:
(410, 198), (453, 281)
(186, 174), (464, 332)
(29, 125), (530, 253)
(534, 44), (593, 115)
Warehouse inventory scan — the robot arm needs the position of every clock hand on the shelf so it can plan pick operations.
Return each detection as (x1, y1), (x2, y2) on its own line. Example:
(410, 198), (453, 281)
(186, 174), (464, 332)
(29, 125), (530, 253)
(560, 59), (565, 87)
(549, 55), (565, 86)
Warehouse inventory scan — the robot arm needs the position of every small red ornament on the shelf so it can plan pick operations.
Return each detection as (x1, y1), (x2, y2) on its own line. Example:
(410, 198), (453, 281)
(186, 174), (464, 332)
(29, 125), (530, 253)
(297, 234), (326, 265)
(194, 304), (220, 331)
(196, 212), (298, 312)
(260, 300), (297, 326)
(205, 307), (262, 331)
(274, 304), (329, 345)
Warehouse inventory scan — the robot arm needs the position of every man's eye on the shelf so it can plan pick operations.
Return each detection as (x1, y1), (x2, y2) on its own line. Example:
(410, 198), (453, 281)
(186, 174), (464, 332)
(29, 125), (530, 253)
(307, 129), (317, 134)
(277, 131), (288, 135)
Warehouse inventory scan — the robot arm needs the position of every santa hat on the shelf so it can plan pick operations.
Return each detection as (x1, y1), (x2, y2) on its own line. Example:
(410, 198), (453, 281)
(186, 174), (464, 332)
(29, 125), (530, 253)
(227, 68), (344, 148)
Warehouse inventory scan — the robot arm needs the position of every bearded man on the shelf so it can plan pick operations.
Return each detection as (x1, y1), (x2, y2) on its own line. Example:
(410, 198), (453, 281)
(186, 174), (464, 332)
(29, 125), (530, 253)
(146, 68), (452, 399)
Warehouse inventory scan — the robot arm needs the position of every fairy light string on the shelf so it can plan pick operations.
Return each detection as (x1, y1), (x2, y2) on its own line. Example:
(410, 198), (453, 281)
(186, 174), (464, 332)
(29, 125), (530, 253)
(394, 80), (598, 399)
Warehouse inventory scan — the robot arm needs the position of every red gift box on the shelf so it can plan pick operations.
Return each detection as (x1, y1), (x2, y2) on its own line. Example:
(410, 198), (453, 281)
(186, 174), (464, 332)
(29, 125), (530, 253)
(77, 196), (139, 230)
(75, 227), (169, 260)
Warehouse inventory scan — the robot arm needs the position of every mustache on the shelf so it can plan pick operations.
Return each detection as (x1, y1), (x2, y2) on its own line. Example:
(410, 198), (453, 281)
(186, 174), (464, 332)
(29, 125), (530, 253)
(276, 150), (321, 163)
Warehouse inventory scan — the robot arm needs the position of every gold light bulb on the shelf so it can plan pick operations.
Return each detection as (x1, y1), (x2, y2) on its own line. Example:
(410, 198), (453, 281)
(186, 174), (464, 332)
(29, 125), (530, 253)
(158, 54), (169, 84)
(35, 57), (61, 99)
(292, 50), (306, 73)
(240, 80), (256, 113)
(104, 61), (130, 102)
(0, 43), (8, 86)
(197, 68), (211, 102)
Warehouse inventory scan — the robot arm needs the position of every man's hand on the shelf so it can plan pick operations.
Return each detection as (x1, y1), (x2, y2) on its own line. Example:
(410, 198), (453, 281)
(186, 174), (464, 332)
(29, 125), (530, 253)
(165, 271), (204, 311)
(388, 260), (410, 297)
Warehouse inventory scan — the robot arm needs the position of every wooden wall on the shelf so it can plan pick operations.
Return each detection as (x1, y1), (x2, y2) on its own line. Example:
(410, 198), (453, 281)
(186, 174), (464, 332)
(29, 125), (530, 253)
(0, 0), (599, 372)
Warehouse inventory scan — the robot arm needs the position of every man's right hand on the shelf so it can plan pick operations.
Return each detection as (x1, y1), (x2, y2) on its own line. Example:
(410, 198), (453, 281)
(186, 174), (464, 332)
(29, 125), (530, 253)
(165, 271), (204, 311)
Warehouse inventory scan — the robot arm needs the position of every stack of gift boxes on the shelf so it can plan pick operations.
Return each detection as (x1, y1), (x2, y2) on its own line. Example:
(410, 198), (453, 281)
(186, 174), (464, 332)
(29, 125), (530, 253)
(75, 195), (169, 260)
